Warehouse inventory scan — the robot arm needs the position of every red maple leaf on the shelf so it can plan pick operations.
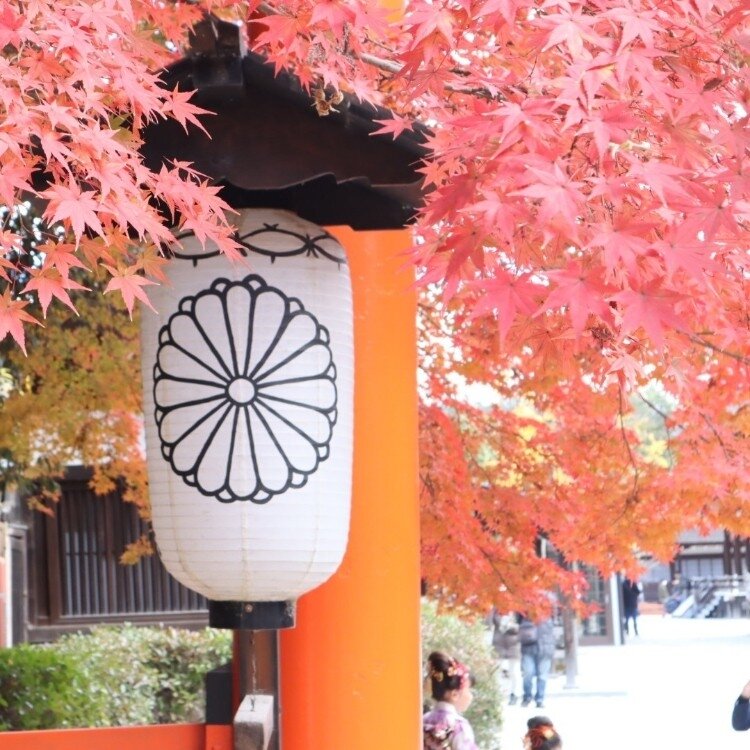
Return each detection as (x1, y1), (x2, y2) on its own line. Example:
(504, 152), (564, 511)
(25, 268), (87, 316)
(611, 279), (688, 348)
(37, 242), (88, 277)
(0, 291), (41, 354)
(511, 162), (584, 233)
(540, 262), (615, 334)
(42, 179), (104, 243)
(472, 269), (540, 341)
(163, 87), (209, 134)
(103, 266), (157, 315)
(0, 3), (24, 48)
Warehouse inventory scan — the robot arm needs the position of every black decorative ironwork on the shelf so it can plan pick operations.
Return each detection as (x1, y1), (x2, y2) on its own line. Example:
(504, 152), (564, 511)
(153, 274), (338, 503)
(172, 223), (347, 267)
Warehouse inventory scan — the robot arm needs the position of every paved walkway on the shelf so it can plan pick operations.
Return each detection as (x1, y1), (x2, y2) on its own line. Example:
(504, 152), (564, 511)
(497, 614), (750, 750)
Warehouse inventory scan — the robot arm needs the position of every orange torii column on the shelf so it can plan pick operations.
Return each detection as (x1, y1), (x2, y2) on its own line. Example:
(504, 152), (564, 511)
(279, 227), (421, 749)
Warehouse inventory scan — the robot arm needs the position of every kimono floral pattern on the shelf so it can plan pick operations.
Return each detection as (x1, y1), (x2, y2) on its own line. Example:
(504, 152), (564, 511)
(153, 274), (338, 503)
(423, 706), (478, 750)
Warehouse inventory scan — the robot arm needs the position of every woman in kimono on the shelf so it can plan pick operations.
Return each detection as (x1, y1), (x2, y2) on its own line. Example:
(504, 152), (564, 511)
(423, 651), (478, 750)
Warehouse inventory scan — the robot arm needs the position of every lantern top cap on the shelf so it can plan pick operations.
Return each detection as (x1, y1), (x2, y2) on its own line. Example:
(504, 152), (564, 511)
(186, 15), (247, 60)
(141, 16), (427, 230)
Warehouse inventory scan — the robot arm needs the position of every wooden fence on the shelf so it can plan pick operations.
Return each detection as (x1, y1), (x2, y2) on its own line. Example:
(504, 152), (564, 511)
(0, 723), (232, 750)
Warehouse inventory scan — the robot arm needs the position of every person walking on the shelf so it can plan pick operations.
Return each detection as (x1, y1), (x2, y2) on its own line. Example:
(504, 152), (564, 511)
(732, 679), (750, 730)
(520, 616), (555, 708)
(423, 651), (478, 749)
(489, 608), (522, 705)
(622, 578), (641, 636)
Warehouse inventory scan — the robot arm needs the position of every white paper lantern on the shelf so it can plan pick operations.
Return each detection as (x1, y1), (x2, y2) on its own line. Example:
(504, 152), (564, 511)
(140, 209), (353, 625)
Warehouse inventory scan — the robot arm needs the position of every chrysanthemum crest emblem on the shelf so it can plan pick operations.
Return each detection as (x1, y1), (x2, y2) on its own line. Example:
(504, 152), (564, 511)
(153, 274), (337, 503)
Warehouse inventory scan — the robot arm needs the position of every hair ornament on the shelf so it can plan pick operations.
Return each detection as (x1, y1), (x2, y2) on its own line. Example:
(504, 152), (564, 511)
(527, 725), (556, 749)
(429, 658), (469, 688)
(451, 660), (469, 685)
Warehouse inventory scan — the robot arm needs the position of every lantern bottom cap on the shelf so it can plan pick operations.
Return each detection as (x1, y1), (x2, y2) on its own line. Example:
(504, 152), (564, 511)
(208, 599), (297, 630)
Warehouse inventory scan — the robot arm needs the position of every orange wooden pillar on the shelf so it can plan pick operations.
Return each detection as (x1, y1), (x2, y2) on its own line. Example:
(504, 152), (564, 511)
(279, 227), (421, 749)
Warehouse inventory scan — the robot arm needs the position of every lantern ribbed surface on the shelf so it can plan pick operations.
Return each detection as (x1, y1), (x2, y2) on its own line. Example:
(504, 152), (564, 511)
(141, 209), (353, 602)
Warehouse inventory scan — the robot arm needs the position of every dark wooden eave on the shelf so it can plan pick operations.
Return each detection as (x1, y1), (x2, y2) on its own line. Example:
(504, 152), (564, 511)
(141, 20), (427, 230)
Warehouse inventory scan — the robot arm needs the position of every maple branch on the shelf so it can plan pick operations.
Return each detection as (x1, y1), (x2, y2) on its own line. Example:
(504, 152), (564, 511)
(636, 391), (675, 467)
(358, 51), (402, 74)
(254, 1), (507, 101)
(476, 543), (520, 596)
(420, 468), (521, 594)
(686, 333), (750, 366)
(255, 1), (402, 75)
(462, 416), (556, 488)
(617, 385), (639, 504)
(700, 411), (731, 461)
(732, 401), (750, 417)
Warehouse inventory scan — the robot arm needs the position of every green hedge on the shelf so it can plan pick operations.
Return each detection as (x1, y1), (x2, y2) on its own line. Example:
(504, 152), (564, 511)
(422, 599), (502, 750)
(2, 609), (501, 740)
(0, 625), (232, 730)
(0, 645), (105, 730)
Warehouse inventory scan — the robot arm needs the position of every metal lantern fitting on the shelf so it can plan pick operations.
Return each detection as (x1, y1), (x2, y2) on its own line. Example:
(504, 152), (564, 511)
(140, 209), (353, 629)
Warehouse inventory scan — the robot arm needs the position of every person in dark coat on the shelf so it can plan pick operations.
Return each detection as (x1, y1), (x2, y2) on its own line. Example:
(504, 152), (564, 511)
(732, 680), (750, 730)
(520, 616), (555, 708)
(622, 578), (641, 636)
(488, 608), (521, 705)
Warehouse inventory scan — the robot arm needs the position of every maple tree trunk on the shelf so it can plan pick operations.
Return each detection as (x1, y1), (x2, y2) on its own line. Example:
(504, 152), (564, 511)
(562, 605), (579, 689)
(562, 560), (579, 689)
